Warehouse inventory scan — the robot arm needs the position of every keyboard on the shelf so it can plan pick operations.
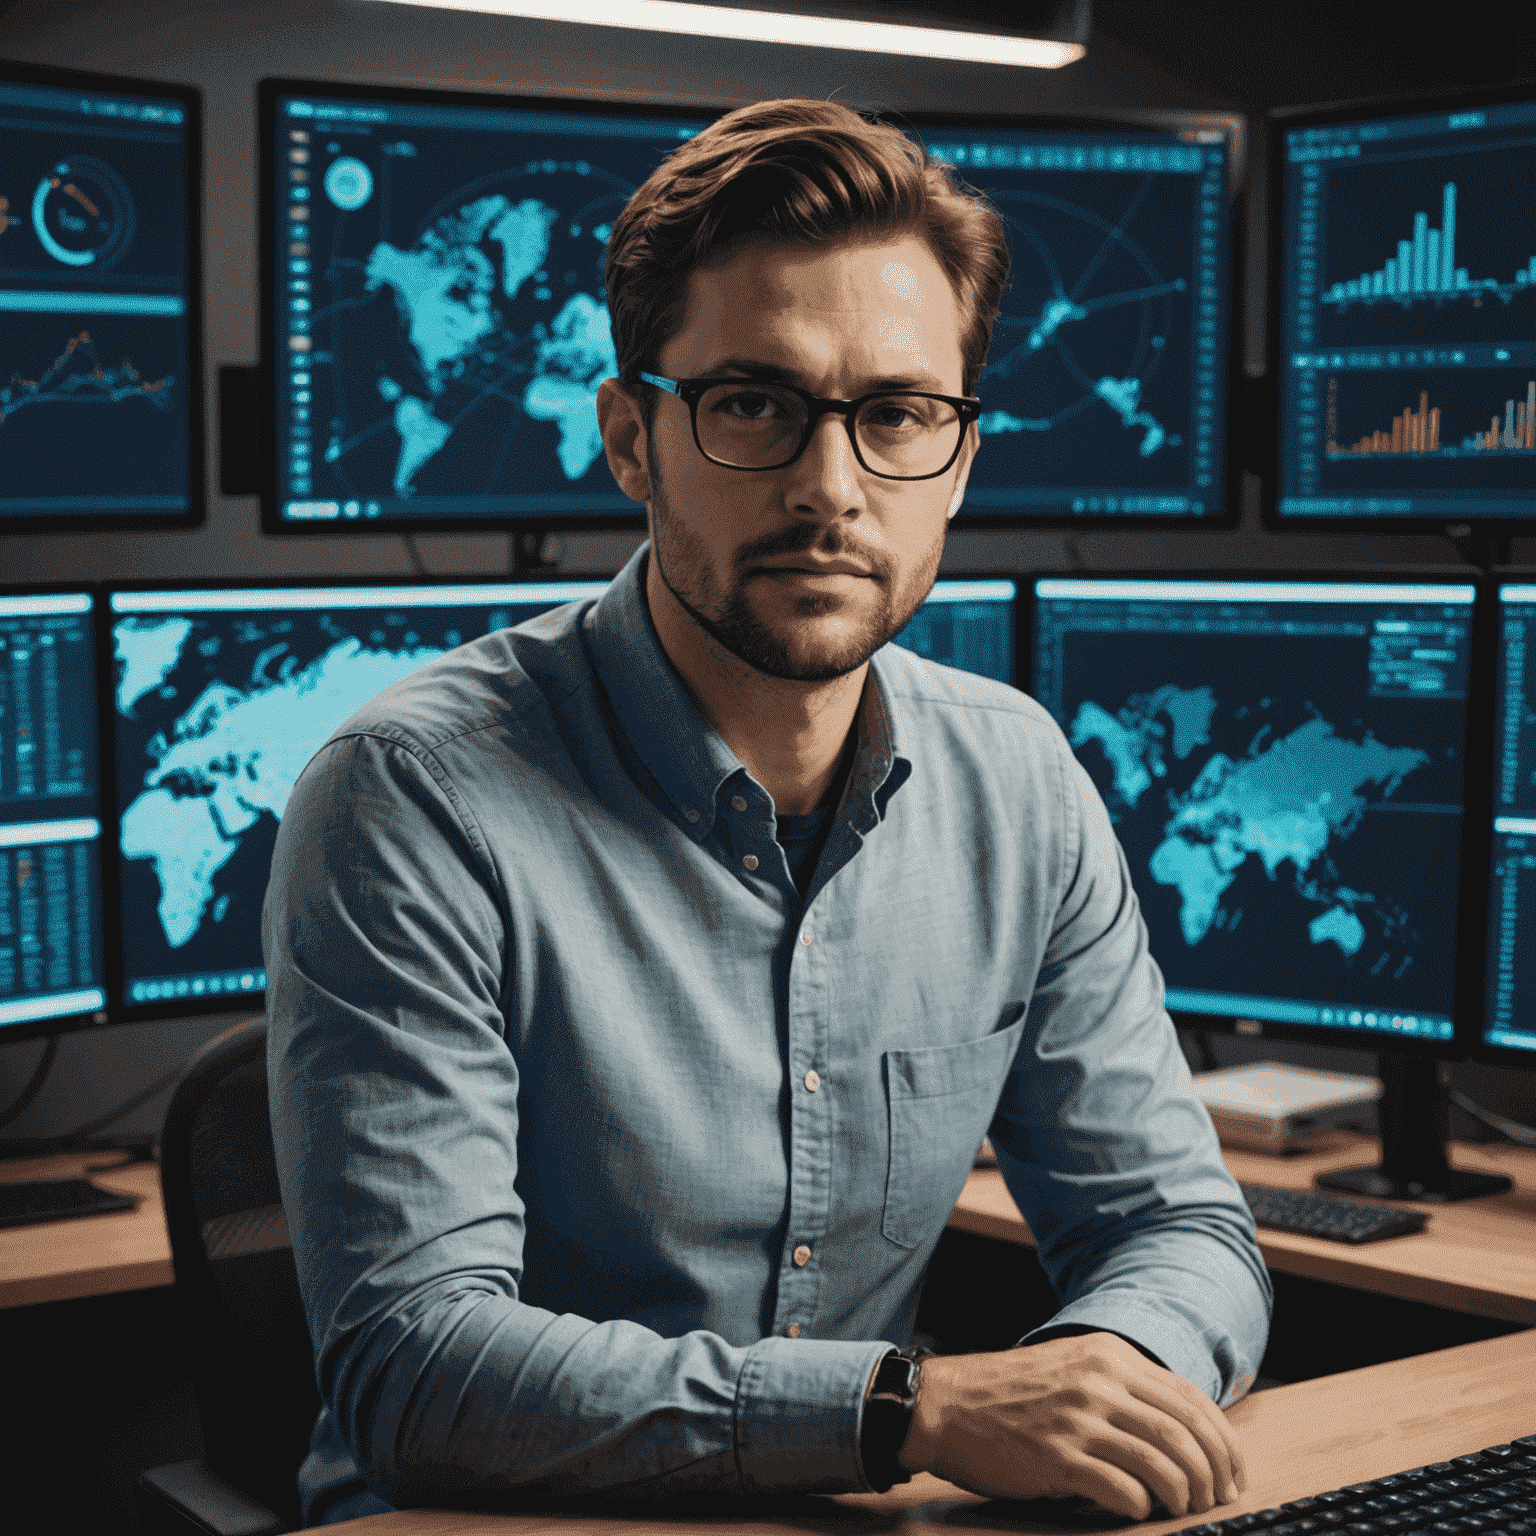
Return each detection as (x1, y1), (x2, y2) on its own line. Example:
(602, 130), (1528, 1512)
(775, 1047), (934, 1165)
(0, 1176), (139, 1230)
(1184, 1434), (1536, 1535)
(1239, 1182), (1428, 1244)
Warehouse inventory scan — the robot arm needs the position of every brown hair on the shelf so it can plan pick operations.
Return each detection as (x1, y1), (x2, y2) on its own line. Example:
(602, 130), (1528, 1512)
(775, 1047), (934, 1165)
(605, 98), (1009, 401)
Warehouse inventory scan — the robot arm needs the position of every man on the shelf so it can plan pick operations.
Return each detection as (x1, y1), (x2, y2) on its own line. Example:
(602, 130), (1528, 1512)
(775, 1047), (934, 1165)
(265, 98), (1270, 1528)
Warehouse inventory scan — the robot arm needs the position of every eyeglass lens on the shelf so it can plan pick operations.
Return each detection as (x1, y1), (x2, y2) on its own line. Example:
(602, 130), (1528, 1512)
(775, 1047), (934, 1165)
(694, 383), (963, 477)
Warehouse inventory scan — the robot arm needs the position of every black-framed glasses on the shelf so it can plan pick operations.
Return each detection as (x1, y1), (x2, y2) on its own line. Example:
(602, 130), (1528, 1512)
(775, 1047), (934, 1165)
(639, 372), (981, 482)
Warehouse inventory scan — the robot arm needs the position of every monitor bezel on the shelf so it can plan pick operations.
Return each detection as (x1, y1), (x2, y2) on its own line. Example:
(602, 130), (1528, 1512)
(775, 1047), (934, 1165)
(1473, 567), (1536, 1071)
(1263, 77), (1536, 536)
(256, 76), (732, 537)
(101, 567), (623, 1025)
(0, 584), (114, 1047)
(1024, 564), (1493, 1062)
(0, 57), (206, 535)
(895, 107), (1248, 532)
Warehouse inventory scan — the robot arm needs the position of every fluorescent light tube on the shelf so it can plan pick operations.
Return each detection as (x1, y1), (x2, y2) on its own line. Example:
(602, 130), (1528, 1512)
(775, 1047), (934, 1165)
(363, 0), (1085, 68)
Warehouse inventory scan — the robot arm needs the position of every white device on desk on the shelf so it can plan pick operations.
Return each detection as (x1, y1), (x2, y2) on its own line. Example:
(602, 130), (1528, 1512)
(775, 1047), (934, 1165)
(1193, 1062), (1381, 1153)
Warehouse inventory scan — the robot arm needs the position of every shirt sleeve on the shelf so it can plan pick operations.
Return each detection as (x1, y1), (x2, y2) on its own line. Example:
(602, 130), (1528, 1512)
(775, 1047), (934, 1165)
(263, 732), (891, 1514)
(988, 748), (1273, 1406)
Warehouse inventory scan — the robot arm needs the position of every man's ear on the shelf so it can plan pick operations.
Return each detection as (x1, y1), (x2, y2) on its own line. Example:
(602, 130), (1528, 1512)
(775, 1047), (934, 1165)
(597, 376), (652, 506)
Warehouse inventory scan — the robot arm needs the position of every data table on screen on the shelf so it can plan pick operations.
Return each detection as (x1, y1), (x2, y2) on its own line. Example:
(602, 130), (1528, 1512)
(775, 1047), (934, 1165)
(0, 594), (107, 1035)
(1275, 92), (1536, 524)
(1033, 578), (1477, 1043)
(263, 82), (718, 531)
(906, 120), (1237, 524)
(1486, 584), (1536, 1056)
(0, 69), (198, 527)
(888, 580), (1017, 684)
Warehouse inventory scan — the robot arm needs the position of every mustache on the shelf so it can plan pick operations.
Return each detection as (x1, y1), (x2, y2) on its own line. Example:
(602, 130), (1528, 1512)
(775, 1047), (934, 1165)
(733, 522), (889, 576)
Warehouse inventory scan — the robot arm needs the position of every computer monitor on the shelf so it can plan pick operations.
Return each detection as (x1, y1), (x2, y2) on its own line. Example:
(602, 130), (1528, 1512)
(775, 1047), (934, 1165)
(1481, 580), (1536, 1067)
(258, 78), (721, 533)
(901, 112), (1242, 526)
(1031, 573), (1508, 1200)
(106, 577), (611, 1017)
(105, 573), (1018, 1016)
(1270, 82), (1536, 531)
(890, 578), (1019, 685)
(0, 60), (202, 530)
(0, 590), (109, 1043)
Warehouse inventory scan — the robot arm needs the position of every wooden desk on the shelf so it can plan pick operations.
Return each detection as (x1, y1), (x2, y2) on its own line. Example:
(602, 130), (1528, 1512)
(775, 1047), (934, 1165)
(0, 1150), (173, 1307)
(952, 1134), (1536, 1326)
(3, 1135), (1535, 1321)
(326, 1328), (1536, 1535)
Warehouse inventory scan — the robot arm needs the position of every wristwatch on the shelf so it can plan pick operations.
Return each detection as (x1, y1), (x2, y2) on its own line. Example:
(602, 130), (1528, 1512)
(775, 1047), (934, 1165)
(859, 1349), (920, 1493)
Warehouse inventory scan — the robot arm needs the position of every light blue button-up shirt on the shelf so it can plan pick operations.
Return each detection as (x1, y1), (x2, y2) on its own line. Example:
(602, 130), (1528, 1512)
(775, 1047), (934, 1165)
(264, 546), (1270, 1524)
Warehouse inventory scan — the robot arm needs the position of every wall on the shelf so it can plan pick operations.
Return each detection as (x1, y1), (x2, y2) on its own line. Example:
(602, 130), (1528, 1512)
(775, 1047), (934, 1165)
(1, 0), (1532, 1143)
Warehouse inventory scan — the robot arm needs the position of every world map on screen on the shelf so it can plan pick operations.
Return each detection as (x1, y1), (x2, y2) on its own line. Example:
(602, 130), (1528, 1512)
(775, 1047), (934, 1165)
(362, 188), (616, 495)
(1071, 686), (1430, 965)
(114, 614), (450, 953)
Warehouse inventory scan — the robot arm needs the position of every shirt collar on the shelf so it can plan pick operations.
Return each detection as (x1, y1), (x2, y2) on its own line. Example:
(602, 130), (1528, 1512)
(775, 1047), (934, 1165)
(586, 544), (912, 840)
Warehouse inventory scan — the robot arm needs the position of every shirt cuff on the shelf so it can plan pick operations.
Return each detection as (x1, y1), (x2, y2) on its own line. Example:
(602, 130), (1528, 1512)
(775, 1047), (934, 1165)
(733, 1336), (895, 1495)
(1017, 1297), (1254, 1405)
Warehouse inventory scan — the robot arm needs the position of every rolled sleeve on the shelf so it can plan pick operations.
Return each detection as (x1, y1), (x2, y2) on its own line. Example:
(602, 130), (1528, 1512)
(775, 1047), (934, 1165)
(264, 732), (885, 1514)
(990, 753), (1272, 1408)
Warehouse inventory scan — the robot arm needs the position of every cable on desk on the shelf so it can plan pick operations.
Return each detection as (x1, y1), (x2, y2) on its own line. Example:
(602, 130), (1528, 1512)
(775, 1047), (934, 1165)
(1449, 1088), (1536, 1149)
(0, 1035), (58, 1133)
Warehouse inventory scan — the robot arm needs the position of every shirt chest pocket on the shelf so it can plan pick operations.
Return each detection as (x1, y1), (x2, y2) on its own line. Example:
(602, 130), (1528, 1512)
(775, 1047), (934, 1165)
(881, 1015), (1027, 1250)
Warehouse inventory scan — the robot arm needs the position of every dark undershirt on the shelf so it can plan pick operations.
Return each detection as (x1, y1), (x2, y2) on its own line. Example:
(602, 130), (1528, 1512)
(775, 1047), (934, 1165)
(775, 803), (840, 896)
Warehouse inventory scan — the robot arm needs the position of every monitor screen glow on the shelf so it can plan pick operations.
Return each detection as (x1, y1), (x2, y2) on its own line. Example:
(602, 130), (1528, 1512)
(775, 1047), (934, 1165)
(1033, 576), (1477, 1044)
(262, 80), (719, 532)
(0, 591), (107, 1038)
(905, 116), (1238, 525)
(1273, 88), (1536, 526)
(0, 64), (200, 529)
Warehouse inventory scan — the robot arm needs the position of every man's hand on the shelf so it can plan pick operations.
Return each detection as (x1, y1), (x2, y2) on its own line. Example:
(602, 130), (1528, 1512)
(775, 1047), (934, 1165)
(896, 1332), (1248, 1521)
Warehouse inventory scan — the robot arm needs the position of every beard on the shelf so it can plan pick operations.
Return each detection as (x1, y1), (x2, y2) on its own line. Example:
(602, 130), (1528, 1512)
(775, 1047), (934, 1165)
(646, 446), (947, 683)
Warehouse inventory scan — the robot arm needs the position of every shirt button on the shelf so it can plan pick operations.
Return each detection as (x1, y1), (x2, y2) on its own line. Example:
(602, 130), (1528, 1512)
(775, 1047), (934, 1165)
(684, 808), (699, 824)
(793, 1243), (811, 1267)
(731, 794), (748, 812)
(800, 925), (814, 946)
(742, 853), (758, 872)
(786, 1324), (802, 1339)
(804, 1070), (821, 1092)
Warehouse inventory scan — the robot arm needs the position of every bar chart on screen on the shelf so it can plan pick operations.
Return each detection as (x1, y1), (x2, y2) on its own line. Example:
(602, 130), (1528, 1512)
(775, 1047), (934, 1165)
(1327, 377), (1536, 457)
(1323, 182), (1536, 310)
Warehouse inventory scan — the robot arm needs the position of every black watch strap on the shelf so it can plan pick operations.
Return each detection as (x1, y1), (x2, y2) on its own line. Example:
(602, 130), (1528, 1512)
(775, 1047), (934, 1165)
(859, 1349), (920, 1493)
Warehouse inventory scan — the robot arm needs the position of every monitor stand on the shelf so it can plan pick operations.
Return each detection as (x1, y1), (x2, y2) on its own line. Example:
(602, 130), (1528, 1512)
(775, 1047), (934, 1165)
(1317, 1054), (1512, 1203)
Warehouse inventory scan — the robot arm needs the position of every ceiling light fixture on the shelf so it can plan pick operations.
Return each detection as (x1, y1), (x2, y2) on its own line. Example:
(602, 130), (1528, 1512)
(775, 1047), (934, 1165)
(362, 0), (1086, 69)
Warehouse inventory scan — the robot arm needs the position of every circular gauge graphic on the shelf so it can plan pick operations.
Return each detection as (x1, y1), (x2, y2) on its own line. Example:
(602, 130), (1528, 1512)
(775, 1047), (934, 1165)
(31, 156), (136, 269)
(982, 186), (1186, 456)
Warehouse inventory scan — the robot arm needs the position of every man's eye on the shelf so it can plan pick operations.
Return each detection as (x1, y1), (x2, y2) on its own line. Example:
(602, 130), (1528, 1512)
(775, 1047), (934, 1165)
(717, 391), (780, 421)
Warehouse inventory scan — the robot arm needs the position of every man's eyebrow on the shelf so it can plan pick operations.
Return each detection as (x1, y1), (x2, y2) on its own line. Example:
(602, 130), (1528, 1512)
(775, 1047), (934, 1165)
(700, 358), (952, 393)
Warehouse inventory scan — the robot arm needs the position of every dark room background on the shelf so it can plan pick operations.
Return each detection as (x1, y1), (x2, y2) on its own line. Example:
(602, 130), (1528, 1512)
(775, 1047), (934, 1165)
(1, 0), (1533, 1152)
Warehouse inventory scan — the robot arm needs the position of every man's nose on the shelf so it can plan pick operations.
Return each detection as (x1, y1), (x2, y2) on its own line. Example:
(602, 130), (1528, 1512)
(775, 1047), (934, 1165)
(783, 410), (863, 520)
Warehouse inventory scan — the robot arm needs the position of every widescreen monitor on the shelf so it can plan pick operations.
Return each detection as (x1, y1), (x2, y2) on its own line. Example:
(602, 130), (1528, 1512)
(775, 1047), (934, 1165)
(0, 60), (202, 530)
(1031, 575), (1480, 1049)
(902, 112), (1241, 526)
(106, 574), (1017, 1016)
(1271, 83), (1536, 529)
(1483, 581), (1536, 1066)
(0, 590), (108, 1043)
(890, 578), (1018, 684)
(258, 78), (721, 533)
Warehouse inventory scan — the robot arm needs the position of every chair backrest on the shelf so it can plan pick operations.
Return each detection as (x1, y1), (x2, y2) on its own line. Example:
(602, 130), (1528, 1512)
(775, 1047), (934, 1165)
(159, 1017), (318, 1529)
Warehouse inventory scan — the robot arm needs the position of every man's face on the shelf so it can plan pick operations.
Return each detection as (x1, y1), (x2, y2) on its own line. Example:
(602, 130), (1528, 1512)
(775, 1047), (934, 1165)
(628, 233), (976, 683)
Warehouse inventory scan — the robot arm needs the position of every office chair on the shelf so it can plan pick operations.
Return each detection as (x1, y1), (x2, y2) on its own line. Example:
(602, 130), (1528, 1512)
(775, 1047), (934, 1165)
(136, 1017), (319, 1536)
